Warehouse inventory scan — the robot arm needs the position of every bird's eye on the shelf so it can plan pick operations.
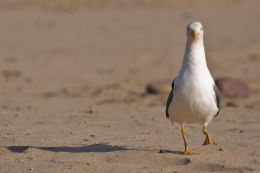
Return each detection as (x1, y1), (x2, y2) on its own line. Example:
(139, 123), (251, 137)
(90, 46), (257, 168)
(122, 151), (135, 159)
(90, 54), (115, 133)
(200, 27), (203, 31)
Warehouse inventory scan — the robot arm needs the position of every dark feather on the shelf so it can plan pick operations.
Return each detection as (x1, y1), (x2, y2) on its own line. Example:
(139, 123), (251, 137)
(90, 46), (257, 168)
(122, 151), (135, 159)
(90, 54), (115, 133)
(213, 84), (221, 117)
(166, 80), (175, 119)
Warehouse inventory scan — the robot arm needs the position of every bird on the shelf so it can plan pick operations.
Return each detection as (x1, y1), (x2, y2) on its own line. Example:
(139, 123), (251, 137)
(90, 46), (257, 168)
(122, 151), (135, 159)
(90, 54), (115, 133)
(166, 21), (221, 155)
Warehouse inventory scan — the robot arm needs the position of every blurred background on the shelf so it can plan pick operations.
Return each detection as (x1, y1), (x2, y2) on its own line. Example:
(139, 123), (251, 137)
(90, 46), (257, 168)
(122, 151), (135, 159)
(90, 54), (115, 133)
(0, 0), (259, 91)
(0, 1), (260, 172)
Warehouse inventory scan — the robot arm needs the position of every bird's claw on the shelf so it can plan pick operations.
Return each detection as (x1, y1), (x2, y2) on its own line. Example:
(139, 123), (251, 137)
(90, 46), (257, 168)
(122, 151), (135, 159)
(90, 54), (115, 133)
(203, 135), (217, 145)
(183, 148), (198, 155)
(202, 127), (217, 145)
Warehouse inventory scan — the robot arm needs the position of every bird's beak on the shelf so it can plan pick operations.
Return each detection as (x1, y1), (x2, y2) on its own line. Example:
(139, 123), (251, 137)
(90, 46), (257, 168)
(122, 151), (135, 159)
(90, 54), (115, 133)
(192, 31), (200, 41)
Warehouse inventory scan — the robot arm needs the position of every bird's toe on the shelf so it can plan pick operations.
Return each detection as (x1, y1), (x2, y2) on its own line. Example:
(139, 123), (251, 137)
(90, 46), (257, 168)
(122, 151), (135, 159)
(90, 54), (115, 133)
(183, 148), (199, 155)
(203, 135), (217, 145)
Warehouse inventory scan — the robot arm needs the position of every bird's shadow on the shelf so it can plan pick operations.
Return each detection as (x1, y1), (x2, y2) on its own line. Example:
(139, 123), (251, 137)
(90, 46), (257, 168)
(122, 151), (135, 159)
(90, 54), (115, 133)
(158, 149), (183, 155)
(5, 144), (184, 155)
(5, 144), (129, 153)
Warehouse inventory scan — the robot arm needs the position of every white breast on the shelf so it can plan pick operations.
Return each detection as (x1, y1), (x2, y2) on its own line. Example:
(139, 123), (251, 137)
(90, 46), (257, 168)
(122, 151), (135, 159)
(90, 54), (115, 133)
(169, 64), (218, 125)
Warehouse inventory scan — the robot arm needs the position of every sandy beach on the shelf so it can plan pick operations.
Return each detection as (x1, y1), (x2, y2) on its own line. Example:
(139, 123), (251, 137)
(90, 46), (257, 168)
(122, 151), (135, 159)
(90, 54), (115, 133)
(0, 0), (260, 172)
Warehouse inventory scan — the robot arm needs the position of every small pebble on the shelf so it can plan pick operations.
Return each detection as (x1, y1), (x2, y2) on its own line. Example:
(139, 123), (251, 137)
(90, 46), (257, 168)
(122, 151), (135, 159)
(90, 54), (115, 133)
(249, 53), (259, 61)
(226, 102), (238, 107)
(159, 149), (167, 153)
(27, 106), (32, 110)
(25, 77), (33, 83)
(182, 158), (191, 165)
(0, 105), (8, 110)
(87, 106), (95, 114)
(146, 80), (172, 94)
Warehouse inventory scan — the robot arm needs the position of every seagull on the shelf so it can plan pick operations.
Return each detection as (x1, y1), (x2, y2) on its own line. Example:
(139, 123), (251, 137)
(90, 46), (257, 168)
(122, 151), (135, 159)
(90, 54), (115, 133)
(166, 21), (221, 155)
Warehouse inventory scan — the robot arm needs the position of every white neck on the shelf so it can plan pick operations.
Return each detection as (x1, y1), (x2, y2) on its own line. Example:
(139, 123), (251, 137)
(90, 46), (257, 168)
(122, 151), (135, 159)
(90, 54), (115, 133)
(180, 39), (208, 74)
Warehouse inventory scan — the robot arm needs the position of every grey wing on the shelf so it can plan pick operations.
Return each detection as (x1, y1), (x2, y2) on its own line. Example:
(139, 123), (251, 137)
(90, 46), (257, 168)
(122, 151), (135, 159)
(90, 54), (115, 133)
(213, 84), (221, 117)
(166, 80), (174, 119)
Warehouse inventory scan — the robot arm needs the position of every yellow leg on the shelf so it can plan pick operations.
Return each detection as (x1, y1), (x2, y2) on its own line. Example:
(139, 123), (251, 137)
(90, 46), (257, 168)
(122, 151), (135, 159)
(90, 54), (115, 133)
(181, 126), (194, 155)
(202, 127), (217, 145)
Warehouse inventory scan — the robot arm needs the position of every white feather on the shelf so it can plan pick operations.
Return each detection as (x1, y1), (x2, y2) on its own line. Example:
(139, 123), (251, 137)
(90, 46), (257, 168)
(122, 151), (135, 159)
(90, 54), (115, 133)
(168, 22), (218, 127)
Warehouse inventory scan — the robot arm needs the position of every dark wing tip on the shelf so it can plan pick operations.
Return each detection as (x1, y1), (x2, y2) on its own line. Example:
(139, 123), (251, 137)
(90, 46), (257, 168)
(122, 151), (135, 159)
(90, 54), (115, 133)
(213, 84), (221, 117)
(166, 80), (175, 119)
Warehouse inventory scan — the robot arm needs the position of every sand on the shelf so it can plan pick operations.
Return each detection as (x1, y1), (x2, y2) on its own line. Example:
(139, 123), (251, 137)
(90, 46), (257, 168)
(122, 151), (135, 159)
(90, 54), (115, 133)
(0, 0), (260, 172)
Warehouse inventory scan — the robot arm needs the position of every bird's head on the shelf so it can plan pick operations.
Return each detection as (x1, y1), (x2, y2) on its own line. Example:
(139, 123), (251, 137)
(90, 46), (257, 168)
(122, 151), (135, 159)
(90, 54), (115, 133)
(186, 21), (204, 42)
